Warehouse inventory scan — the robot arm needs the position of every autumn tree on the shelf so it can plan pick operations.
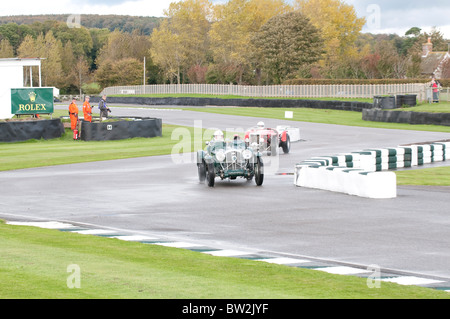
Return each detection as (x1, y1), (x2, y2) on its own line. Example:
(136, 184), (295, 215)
(37, 32), (64, 87)
(95, 58), (143, 88)
(361, 53), (381, 79)
(17, 32), (64, 87)
(60, 40), (77, 89)
(295, 0), (365, 78)
(150, 0), (212, 84)
(209, 0), (292, 84)
(74, 56), (91, 96)
(150, 20), (185, 84)
(0, 39), (14, 58)
(252, 11), (324, 84)
(97, 30), (150, 66)
(165, 0), (212, 67)
(95, 30), (151, 87)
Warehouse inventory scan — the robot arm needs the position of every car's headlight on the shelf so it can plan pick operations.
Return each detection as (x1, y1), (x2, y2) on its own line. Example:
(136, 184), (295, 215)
(242, 149), (252, 160)
(215, 150), (226, 162)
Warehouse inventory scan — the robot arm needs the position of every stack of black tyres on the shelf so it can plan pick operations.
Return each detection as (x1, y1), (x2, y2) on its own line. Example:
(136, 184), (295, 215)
(396, 94), (417, 108)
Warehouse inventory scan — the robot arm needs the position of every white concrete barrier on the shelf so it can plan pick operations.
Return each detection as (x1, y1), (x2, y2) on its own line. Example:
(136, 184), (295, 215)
(294, 164), (397, 199)
(295, 141), (449, 199)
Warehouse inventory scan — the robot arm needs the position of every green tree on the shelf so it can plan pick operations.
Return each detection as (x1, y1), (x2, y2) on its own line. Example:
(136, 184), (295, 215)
(0, 23), (36, 54)
(88, 28), (110, 70)
(252, 11), (324, 84)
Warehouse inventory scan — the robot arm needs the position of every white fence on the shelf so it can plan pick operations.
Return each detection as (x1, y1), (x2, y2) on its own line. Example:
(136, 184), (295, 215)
(100, 83), (428, 100)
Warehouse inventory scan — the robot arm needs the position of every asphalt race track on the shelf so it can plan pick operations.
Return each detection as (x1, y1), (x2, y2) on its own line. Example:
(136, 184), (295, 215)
(2, 104), (450, 290)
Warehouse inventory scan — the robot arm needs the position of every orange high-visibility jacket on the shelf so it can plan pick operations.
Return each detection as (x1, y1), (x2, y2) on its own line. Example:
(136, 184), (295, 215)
(69, 102), (79, 130)
(69, 102), (79, 115)
(83, 102), (92, 122)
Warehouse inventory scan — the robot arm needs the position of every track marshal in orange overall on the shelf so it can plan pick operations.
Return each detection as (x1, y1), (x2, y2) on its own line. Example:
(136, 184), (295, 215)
(83, 96), (92, 122)
(68, 98), (79, 130)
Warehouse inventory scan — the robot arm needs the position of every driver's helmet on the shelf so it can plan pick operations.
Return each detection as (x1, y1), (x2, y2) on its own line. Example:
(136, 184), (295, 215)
(213, 130), (224, 141)
(257, 121), (265, 129)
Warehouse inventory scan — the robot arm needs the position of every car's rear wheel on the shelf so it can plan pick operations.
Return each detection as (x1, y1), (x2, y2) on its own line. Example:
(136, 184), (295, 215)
(206, 163), (215, 187)
(255, 157), (264, 186)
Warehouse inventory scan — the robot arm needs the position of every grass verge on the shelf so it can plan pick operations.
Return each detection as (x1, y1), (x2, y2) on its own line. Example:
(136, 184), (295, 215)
(396, 104), (450, 113)
(0, 124), (208, 172)
(0, 220), (448, 299)
(396, 166), (450, 186)
(182, 107), (450, 133)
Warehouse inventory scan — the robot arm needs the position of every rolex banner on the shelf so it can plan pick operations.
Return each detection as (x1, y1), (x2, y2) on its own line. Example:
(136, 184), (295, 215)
(11, 88), (54, 115)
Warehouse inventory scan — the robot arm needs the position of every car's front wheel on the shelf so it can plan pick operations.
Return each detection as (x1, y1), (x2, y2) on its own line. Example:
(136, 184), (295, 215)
(206, 163), (215, 187)
(254, 157), (264, 186)
(281, 135), (290, 154)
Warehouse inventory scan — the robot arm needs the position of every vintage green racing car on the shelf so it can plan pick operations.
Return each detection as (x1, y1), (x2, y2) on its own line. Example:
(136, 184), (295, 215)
(197, 130), (264, 187)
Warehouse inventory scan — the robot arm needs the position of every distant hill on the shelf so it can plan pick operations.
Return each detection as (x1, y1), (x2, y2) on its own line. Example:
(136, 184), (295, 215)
(0, 14), (162, 34)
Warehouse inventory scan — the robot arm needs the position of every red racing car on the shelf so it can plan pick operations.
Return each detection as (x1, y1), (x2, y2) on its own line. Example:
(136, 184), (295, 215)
(244, 122), (290, 156)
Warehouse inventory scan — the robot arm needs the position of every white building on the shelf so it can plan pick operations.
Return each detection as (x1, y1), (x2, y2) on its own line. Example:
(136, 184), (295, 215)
(0, 58), (42, 120)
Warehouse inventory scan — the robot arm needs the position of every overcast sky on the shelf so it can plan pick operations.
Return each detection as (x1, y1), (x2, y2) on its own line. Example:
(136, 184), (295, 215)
(2, 0), (449, 38)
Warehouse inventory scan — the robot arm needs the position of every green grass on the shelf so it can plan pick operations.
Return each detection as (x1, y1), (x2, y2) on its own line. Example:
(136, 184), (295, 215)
(1, 220), (448, 299)
(182, 106), (450, 133)
(0, 124), (210, 172)
(1, 107), (449, 299)
(395, 103), (450, 113)
(396, 166), (450, 186)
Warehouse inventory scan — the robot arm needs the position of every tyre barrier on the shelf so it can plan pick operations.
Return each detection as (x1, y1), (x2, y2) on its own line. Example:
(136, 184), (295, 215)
(80, 117), (162, 141)
(294, 141), (450, 199)
(0, 119), (65, 142)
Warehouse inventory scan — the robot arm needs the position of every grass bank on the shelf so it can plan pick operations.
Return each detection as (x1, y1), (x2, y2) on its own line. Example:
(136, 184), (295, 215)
(0, 220), (448, 299)
(396, 166), (450, 186)
(182, 106), (450, 133)
(396, 103), (450, 113)
(0, 124), (206, 172)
